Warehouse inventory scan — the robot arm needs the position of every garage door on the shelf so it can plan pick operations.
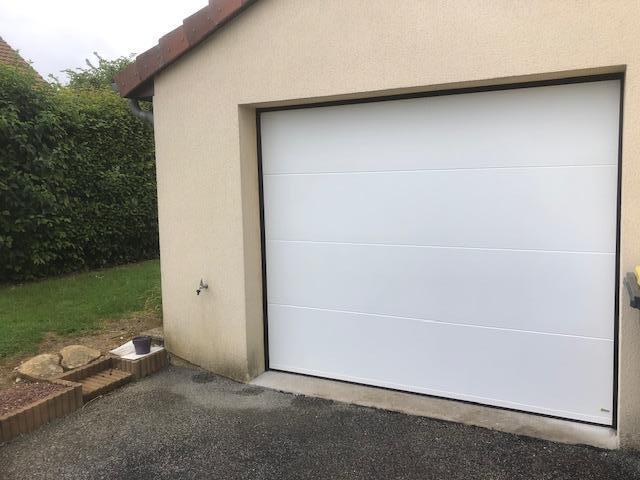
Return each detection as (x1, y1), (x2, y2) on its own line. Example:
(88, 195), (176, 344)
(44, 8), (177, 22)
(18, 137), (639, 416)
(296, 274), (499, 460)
(259, 79), (620, 425)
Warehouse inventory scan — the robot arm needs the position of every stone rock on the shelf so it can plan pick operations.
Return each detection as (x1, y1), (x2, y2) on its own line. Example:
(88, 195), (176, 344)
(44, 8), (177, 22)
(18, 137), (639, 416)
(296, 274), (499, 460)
(60, 345), (101, 370)
(17, 354), (63, 379)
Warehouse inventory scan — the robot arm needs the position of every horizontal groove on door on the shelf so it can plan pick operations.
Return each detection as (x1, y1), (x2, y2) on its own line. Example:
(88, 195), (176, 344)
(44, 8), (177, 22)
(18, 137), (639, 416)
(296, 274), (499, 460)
(267, 239), (615, 256)
(262, 163), (618, 176)
(267, 303), (615, 342)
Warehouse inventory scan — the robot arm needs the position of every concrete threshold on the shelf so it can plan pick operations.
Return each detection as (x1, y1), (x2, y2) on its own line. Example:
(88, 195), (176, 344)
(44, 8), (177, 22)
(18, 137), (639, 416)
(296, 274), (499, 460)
(251, 371), (619, 450)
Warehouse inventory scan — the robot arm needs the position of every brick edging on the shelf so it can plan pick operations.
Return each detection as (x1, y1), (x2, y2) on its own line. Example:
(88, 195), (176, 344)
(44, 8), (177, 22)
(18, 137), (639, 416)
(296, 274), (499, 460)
(0, 379), (83, 444)
(55, 356), (113, 382)
(111, 349), (168, 380)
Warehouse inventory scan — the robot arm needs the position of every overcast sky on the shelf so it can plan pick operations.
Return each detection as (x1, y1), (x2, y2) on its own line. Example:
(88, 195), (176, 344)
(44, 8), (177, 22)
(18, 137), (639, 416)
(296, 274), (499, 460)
(0, 0), (206, 81)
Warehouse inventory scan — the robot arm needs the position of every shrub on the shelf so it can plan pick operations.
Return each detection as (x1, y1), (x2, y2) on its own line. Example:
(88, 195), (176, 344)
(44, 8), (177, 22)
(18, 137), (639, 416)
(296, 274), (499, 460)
(0, 61), (157, 282)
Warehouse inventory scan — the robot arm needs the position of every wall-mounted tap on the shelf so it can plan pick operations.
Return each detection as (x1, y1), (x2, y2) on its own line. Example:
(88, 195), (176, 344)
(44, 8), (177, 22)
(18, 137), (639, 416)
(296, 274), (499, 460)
(196, 279), (209, 296)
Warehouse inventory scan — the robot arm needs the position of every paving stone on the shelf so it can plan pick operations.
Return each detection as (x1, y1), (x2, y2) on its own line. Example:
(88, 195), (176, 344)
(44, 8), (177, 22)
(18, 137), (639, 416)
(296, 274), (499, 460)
(17, 354), (63, 379)
(60, 345), (101, 370)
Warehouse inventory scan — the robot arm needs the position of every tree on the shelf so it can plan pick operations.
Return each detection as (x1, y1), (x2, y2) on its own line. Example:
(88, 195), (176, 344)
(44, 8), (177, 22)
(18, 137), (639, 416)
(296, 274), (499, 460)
(63, 52), (133, 90)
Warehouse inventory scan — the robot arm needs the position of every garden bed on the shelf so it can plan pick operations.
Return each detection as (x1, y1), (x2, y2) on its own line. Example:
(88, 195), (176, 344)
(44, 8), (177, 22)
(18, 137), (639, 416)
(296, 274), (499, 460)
(0, 382), (65, 416)
(0, 379), (82, 443)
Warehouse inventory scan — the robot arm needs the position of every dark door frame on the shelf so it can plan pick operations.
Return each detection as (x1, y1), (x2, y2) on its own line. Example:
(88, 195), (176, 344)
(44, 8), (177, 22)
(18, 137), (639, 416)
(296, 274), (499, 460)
(255, 72), (625, 427)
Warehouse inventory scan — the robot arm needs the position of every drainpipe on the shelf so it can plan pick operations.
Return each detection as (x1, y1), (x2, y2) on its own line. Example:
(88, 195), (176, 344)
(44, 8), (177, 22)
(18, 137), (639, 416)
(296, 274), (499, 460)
(111, 83), (154, 125)
(127, 98), (154, 126)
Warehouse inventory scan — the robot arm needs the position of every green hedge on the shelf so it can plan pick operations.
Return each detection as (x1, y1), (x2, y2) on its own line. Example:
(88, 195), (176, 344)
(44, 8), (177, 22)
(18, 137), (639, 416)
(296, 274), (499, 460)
(0, 63), (158, 282)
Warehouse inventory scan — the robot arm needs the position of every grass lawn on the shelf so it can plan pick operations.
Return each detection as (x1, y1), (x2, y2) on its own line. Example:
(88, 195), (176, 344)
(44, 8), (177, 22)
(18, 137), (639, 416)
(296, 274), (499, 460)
(0, 260), (161, 359)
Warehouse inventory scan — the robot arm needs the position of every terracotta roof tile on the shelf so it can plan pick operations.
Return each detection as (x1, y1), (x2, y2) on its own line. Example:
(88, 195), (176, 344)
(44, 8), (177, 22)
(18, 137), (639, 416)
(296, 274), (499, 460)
(158, 27), (190, 66)
(114, 0), (256, 99)
(0, 36), (43, 80)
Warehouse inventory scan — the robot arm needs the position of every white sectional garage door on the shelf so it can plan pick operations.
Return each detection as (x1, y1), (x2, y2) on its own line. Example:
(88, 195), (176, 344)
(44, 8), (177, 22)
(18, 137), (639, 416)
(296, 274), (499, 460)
(260, 79), (620, 425)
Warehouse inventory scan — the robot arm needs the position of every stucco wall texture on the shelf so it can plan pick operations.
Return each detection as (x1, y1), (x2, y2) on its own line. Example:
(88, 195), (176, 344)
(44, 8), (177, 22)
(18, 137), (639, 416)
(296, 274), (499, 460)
(152, 0), (640, 448)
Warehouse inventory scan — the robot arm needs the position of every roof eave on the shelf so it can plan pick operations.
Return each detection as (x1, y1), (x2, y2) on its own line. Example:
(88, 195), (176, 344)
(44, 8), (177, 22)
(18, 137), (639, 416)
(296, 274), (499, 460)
(114, 0), (258, 99)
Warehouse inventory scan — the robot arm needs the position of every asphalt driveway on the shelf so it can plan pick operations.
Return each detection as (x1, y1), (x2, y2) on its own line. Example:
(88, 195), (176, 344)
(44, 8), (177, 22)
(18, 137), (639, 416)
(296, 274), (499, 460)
(1, 365), (639, 480)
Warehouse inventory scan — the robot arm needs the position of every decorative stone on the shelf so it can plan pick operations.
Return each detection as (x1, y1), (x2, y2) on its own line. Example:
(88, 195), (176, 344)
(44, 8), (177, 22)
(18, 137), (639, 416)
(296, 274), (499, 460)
(17, 354), (63, 379)
(60, 345), (101, 370)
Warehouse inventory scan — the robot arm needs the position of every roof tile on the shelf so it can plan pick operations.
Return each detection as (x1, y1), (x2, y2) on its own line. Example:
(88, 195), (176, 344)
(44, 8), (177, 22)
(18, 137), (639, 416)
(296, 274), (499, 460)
(0, 36), (43, 79)
(159, 26), (190, 66)
(136, 45), (163, 84)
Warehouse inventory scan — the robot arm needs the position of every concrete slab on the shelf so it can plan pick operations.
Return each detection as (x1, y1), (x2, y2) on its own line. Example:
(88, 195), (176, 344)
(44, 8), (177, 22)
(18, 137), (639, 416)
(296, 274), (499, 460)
(252, 371), (618, 449)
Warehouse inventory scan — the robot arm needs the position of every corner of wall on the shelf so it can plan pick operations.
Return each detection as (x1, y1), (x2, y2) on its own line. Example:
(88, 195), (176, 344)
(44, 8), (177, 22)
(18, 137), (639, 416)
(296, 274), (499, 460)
(238, 104), (266, 380)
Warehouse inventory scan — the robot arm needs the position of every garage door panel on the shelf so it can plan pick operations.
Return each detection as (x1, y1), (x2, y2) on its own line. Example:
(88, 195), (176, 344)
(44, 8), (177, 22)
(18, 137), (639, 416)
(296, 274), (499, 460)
(263, 165), (617, 253)
(267, 304), (614, 425)
(261, 79), (619, 425)
(266, 240), (614, 339)
(260, 80), (620, 175)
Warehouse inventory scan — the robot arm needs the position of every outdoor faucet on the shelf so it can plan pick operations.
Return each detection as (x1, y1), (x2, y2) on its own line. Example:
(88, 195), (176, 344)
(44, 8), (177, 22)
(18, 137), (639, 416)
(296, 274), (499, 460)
(196, 279), (208, 296)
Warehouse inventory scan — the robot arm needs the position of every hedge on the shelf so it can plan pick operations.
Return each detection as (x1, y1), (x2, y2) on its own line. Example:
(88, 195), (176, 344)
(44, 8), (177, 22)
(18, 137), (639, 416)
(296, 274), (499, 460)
(0, 63), (158, 282)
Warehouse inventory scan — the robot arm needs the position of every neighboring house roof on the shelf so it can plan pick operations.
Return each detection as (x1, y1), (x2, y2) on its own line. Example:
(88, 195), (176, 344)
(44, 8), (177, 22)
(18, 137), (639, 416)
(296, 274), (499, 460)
(0, 35), (43, 80)
(114, 0), (257, 99)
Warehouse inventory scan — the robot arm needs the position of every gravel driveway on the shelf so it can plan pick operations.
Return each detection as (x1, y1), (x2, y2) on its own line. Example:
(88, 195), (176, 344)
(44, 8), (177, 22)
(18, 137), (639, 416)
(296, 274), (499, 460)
(1, 366), (639, 479)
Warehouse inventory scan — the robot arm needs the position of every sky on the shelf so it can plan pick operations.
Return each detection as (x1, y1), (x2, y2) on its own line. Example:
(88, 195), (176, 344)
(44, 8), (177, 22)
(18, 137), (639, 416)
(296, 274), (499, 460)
(0, 0), (206, 82)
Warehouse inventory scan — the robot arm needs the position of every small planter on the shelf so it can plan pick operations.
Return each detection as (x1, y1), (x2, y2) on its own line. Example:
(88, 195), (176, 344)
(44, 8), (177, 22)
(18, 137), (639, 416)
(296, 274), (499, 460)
(132, 336), (152, 355)
(0, 379), (82, 444)
(111, 348), (168, 381)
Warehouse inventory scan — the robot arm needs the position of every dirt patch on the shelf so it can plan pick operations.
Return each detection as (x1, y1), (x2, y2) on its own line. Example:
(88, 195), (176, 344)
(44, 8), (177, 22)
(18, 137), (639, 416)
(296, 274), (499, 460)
(0, 382), (65, 416)
(0, 313), (161, 390)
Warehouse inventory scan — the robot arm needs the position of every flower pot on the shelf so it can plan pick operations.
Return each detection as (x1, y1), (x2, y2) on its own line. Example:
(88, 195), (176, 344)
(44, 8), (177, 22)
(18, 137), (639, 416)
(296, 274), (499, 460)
(132, 336), (152, 355)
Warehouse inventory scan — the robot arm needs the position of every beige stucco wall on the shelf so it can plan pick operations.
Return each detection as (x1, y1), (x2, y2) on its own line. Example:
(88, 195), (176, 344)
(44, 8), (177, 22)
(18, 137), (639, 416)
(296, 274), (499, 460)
(152, 0), (640, 447)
